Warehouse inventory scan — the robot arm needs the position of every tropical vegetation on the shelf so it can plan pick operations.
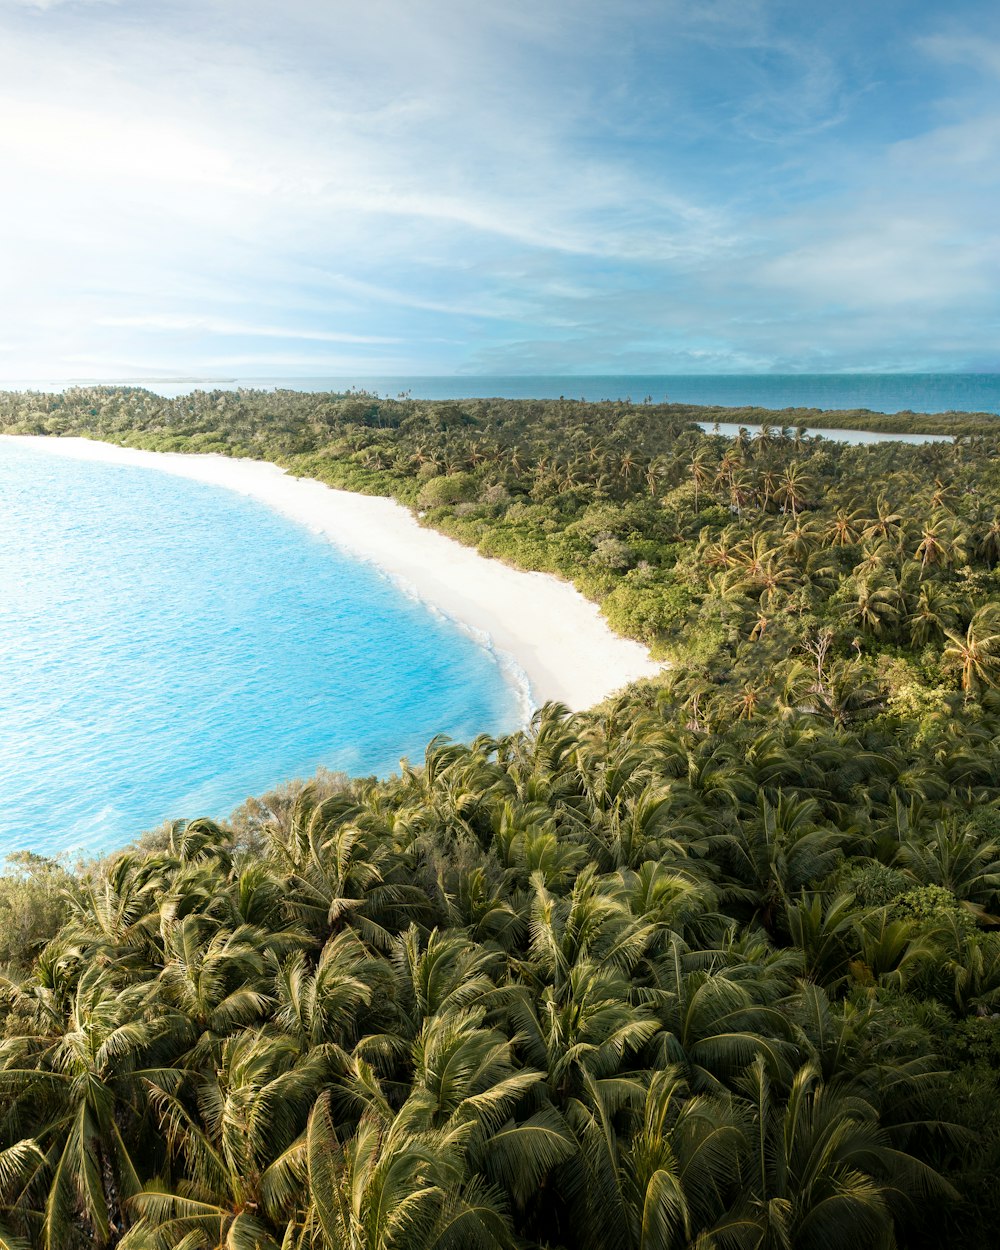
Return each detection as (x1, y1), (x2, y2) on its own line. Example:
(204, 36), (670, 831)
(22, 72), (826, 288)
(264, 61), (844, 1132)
(2, 387), (1000, 1247)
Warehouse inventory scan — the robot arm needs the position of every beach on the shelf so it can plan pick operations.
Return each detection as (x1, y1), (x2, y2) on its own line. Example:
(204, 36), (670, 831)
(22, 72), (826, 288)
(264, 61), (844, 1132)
(5, 436), (661, 712)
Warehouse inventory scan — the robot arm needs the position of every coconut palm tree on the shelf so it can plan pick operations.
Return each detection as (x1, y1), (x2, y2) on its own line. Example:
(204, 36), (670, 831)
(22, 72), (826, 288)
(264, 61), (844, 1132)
(0, 965), (179, 1249)
(975, 513), (1000, 566)
(914, 515), (949, 572)
(825, 507), (866, 548)
(895, 820), (1000, 908)
(838, 573), (901, 637)
(651, 940), (793, 1093)
(908, 580), (957, 647)
(863, 495), (903, 542)
(735, 1057), (956, 1249)
(305, 1084), (522, 1250)
(126, 1030), (328, 1249)
(719, 792), (853, 933)
(774, 463), (813, 519)
(606, 1067), (746, 1250)
(943, 605), (1000, 693)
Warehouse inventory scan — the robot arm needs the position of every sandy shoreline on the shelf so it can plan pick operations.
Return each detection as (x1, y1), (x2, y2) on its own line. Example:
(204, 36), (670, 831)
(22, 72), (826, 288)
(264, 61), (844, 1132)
(5, 436), (661, 713)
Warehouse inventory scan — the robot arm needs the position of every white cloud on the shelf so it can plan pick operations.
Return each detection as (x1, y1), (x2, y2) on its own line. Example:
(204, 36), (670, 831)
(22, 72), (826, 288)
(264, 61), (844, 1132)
(917, 33), (1000, 77)
(98, 315), (399, 345)
(0, 1), (995, 376)
(1, 0), (117, 9)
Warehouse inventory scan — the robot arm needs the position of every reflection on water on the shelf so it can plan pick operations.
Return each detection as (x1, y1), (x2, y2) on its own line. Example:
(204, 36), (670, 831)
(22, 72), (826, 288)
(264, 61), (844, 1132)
(696, 421), (952, 446)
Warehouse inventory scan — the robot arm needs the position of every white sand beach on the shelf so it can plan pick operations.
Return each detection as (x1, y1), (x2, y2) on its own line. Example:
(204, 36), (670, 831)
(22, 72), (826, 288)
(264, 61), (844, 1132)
(6, 436), (661, 713)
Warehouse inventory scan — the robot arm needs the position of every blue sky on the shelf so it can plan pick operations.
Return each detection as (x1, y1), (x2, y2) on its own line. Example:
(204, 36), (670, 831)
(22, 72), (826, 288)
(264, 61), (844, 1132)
(0, 0), (998, 378)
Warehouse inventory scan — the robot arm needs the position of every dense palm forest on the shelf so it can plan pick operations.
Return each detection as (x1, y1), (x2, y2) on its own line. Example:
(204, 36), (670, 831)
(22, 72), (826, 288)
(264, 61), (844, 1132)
(3, 387), (1000, 1248)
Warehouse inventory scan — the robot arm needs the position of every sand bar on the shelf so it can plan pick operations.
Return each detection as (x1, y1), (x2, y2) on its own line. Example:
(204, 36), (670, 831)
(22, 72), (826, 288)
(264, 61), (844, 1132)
(5, 436), (661, 712)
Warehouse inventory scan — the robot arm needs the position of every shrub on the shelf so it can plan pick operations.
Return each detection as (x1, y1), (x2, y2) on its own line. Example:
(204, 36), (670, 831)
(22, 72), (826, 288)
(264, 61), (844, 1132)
(417, 472), (478, 508)
(0, 853), (76, 971)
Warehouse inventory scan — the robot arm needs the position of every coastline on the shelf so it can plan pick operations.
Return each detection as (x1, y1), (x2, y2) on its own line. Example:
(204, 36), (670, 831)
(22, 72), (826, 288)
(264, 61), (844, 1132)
(4, 435), (661, 713)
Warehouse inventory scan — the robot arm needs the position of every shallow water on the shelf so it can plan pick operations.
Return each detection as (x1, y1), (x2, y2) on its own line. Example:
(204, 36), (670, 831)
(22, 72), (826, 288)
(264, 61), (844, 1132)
(695, 421), (951, 445)
(0, 442), (524, 859)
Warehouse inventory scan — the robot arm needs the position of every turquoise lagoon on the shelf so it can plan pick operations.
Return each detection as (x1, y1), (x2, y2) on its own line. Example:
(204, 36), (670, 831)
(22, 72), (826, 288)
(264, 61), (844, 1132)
(0, 441), (525, 860)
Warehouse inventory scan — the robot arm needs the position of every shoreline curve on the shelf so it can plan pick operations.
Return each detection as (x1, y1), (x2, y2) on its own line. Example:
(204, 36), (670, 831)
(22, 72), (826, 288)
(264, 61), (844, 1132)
(4, 436), (662, 714)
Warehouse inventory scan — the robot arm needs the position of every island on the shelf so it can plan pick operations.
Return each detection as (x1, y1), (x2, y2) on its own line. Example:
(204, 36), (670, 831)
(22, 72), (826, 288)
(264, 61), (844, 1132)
(0, 387), (998, 1250)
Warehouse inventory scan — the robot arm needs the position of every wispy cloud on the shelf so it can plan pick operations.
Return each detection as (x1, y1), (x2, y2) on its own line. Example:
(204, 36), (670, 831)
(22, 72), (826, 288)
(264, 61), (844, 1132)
(916, 32), (1000, 76)
(0, 0), (996, 377)
(98, 315), (399, 345)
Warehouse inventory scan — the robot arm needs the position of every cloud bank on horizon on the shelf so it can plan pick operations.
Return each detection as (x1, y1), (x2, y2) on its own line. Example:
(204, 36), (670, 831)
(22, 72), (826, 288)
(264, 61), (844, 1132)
(0, 0), (998, 379)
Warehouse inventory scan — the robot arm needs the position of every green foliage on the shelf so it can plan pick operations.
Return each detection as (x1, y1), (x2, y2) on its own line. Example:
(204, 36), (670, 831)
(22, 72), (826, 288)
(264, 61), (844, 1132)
(602, 573), (692, 644)
(891, 883), (977, 940)
(4, 389), (1000, 1245)
(843, 862), (913, 909)
(417, 470), (478, 508)
(0, 691), (996, 1245)
(0, 854), (75, 972)
(945, 1015), (1000, 1067)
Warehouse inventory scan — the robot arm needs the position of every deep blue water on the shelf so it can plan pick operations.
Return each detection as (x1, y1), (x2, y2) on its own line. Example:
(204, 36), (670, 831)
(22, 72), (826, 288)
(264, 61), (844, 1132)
(4, 373), (1000, 414)
(52, 373), (1000, 415)
(3, 373), (1000, 414)
(0, 442), (524, 860)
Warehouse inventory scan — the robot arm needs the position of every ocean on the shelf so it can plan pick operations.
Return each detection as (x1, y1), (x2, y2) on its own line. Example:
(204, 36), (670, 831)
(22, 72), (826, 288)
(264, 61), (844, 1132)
(0, 441), (524, 860)
(15, 372), (997, 415)
(2, 371), (992, 858)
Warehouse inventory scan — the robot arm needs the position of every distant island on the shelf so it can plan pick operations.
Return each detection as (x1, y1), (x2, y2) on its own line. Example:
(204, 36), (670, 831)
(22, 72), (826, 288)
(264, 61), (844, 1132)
(0, 386), (999, 1249)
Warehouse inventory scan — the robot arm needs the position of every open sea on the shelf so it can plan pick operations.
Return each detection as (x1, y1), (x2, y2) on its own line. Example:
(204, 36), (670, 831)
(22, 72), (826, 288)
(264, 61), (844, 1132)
(10, 372), (995, 415)
(0, 441), (524, 861)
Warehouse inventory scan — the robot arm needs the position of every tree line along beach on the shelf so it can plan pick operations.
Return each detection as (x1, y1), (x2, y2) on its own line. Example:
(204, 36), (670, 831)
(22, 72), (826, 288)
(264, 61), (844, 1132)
(1, 386), (1000, 1248)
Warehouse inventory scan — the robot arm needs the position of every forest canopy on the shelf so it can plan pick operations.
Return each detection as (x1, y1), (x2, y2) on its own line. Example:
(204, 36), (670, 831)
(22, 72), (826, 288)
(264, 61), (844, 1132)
(2, 388), (1000, 1249)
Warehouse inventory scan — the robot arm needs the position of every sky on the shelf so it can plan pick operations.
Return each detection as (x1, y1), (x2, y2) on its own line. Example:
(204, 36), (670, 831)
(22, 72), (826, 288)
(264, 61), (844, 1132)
(0, 0), (998, 379)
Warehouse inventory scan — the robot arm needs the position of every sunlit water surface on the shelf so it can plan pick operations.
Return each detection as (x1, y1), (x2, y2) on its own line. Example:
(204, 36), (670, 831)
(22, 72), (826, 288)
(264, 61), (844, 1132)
(3, 373), (999, 414)
(0, 442), (525, 859)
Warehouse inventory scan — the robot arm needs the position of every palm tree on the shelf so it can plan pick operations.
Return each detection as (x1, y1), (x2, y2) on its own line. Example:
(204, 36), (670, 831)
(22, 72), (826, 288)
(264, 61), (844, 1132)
(720, 792), (853, 933)
(949, 931), (1000, 1014)
(784, 892), (858, 990)
(825, 507), (865, 548)
(0, 965), (178, 1249)
(895, 820), (1000, 908)
(389, 925), (500, 1042)
(64, 853), (165, 966)
(840, 573), (901, 637)
(651, 942), (793, 1092)
(943, 604), (1000, 692)
(644, 456), (669, 498)
(975, 513), (1000, 566)
(736, 1057), (956, 1248)
(914, 511), (965, 572)
(278, 805), (429, 949)
(907, 580), (957, 647)
(780, 516), (823, 562)
(688, 450), (713, 514)
(613, 1067), (746, 1250)
(698, 524), (746, 571)
(862, 495), (903, 542)
(270, 929), (378, 1053)
(755, 422), (776, 455)
(305, 1087), (520, 1250)
(774, 463), (813, 518)
(760, 467), (780, 510)
(127, 1030), (328, 1249)
(156, 915), (271, 1068)
(816, 659), (884, 727)
(0, 1137), (46, 1249)
(618, 451), (640, 490)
